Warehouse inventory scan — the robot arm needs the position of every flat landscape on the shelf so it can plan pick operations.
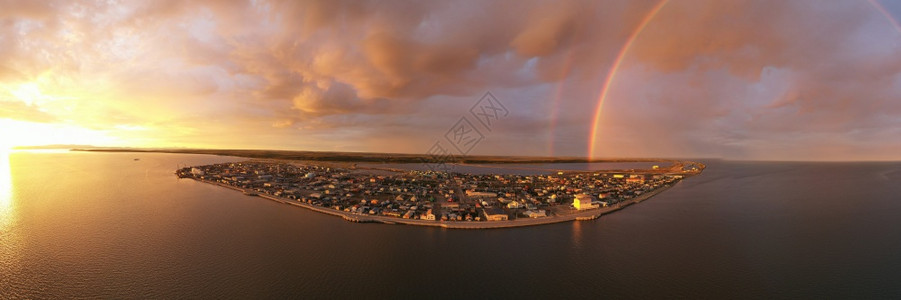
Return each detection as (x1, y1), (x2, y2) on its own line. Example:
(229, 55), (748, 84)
(171, 155), (704, 229)
(75, 147), (686, 165)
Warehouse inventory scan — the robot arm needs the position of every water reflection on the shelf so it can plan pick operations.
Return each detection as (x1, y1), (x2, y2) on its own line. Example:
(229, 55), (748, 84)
(571, 220), (583, 249)
(0, 151), (13, 230)
(0, 150), (21, 278)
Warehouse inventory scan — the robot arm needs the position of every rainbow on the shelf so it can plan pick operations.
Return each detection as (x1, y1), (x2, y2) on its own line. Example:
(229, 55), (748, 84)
(587, 0), (669, 159)
(585, 0), (901, 159)
(868, 0), (901, 34)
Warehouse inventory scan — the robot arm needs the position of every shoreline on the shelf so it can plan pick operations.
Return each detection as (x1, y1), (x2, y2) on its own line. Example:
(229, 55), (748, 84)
(189, 177), (683, 229)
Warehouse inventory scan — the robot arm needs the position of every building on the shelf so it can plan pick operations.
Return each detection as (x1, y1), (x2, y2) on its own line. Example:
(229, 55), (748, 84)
(466, 190), (497, 198)
(574, 194), (598, 210)
(483, 208), (508, 221)
(424, 209), (436, 221)
(523, 210), (547, 218)
(507, 201), (523, 209)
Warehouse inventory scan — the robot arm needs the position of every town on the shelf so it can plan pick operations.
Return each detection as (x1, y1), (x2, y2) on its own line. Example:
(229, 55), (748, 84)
(176, 161), (695, 226)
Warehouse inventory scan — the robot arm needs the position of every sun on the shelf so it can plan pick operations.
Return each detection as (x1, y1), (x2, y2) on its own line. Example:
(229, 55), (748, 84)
(0, 119), (118, 150)
(0, 120), (25, 151)
(0, 123), (14, 151)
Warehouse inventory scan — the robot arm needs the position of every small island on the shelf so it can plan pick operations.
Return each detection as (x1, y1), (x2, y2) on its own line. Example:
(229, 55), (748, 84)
(175, 159), (704, 229)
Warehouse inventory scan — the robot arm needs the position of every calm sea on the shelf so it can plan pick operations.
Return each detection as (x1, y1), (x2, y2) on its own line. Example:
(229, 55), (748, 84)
(2, 152), (901, 299)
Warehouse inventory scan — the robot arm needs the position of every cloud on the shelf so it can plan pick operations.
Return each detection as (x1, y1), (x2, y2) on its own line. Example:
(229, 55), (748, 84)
(0, 100), (57, 123)
(1, 0), (900, 159)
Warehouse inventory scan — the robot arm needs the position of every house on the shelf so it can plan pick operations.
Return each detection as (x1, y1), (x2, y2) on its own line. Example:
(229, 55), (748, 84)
(523, 210), (547, 218)
(507, 201), (523, 209)
(424, 209), (436, 221)
(483, 208), (508, 221)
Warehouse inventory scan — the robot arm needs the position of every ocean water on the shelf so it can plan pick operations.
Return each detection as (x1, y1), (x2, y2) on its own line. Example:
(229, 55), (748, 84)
(2, 152), (901, 298)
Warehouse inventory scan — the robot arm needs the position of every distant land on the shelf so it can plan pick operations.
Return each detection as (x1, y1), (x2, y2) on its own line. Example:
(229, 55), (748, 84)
(71, 147), (691, 165)
(68, 146), (706, 229)
(14, 144), (98, 150)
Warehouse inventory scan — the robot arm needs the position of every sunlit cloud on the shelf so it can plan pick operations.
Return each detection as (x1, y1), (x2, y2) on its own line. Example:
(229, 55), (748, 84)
(0, 0), (899, 160)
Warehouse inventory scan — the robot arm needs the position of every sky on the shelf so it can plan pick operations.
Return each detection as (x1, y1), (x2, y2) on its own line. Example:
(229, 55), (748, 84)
(1, 0), (900, 161)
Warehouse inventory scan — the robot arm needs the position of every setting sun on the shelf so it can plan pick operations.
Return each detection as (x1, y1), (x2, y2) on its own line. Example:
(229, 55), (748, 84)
(3, 1), (901, 298)
(0, 119), (117, 149)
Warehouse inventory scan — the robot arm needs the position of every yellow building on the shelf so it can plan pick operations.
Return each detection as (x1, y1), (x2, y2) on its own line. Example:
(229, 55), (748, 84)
(574, 194), (597, 210)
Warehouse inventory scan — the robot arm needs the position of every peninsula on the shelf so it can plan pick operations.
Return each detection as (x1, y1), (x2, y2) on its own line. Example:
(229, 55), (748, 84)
(174, 156), (704, 229)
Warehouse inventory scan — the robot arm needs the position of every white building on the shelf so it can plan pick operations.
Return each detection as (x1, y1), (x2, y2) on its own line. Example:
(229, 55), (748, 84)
(574, 194), (598, 210)
(191, 168), (205, 176)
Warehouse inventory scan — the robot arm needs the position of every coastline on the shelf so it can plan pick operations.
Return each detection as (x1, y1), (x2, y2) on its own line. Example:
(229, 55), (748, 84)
(189, 176), (683, 229)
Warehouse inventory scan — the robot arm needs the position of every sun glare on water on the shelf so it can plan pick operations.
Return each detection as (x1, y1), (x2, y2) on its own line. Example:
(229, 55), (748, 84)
(0, 146), (13, 230)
